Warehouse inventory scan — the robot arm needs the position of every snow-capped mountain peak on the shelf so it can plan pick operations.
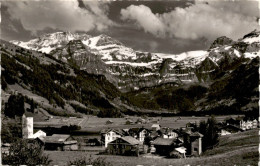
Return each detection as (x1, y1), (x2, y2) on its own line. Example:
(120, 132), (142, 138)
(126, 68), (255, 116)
(10, 31), (91, 54)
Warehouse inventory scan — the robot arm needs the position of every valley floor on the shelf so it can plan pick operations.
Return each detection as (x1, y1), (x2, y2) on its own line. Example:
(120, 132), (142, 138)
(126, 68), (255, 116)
(35, 115), (242, 133)
(45, 129), (258, 166)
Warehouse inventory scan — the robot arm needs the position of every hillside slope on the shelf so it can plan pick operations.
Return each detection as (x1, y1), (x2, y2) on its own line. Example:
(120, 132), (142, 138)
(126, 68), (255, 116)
(1, 40), (135, 118)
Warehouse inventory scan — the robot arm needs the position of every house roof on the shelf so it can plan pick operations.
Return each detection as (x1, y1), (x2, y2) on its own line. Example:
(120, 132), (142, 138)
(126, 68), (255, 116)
(175, 147), (186, 154)
(121, 136), (142, 145)
(183, 131), (203, 137)
(190, 132), (204, 137)
(34, 130), (46, 134)
(221, 125), (243, 132)
(100, 128), (125, 136)
(152, 138), (175, 146)
(44, 134), (71, 143)
(129, 127), (151, 134)
(151, 124), (161, 128)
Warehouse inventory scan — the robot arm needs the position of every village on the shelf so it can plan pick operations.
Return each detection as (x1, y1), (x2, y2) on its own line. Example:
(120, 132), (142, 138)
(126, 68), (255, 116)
(2, 113), (258, 161)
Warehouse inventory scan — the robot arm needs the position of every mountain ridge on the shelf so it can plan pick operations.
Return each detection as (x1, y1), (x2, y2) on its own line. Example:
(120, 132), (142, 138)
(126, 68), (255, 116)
(4, 30), (260, 116)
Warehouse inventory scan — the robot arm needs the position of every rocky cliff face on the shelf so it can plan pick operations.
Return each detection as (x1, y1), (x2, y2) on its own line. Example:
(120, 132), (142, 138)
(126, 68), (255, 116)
(11, 30), (260, 92)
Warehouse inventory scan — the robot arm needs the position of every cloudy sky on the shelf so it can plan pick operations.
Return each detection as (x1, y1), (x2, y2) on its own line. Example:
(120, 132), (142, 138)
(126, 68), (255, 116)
(1, 0), (259, 54)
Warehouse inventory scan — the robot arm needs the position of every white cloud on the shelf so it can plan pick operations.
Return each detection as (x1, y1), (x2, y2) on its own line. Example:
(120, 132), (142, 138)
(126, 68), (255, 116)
(4, 0), (114, 33)
(121, 5), (165, 37)
(120, 2), (259, 40)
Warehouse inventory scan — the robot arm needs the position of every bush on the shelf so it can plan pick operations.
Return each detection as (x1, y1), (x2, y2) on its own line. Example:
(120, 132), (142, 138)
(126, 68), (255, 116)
(2, 139), (52, 166)
(68, 156), (112, 166)
(168, 151), (183, 158)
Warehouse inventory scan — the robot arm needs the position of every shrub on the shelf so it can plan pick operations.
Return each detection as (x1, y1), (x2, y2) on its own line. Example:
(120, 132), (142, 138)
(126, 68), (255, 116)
(2, 139), (52, 166)
(68, 155), (112, 166)
(168, 151), (183, 158)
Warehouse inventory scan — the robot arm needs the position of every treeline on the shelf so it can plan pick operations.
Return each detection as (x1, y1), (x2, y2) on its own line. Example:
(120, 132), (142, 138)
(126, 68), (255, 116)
(1, 46), (126, 117)
(127, 84), (208, 112)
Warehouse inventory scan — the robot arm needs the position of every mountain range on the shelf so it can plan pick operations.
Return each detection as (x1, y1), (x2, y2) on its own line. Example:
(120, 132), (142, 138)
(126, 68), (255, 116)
(1, 30), (259, 117)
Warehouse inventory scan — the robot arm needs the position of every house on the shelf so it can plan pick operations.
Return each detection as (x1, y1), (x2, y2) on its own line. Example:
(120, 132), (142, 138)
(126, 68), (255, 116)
(152, 138), (177, 155)
(32, 130), (46, 139)
(186, 122), (197, 129)
(101, 129), (126, 147)
(136, 118), (146, 124)
(128, 127), (151, 142)
(125, 119), (134, 125)
(106, 136), (142, 156)
(183, 131), (203, 156)
(43, 134), (78, 151)
(106, 120), (113, 125)
(220, 125), (243, 136)
(226, 118), (240, 126)
(252, 119), (258, 128)
(173, 146), (187, 158)
(151, 124), (161, 131)
(240, 120), (253, 130)
(162, 128), (179, 139)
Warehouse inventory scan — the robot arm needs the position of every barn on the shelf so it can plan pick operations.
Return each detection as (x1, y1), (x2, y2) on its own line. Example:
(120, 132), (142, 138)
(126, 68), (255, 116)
(107, 136), (142, 156)
(43, 134), (78, 151)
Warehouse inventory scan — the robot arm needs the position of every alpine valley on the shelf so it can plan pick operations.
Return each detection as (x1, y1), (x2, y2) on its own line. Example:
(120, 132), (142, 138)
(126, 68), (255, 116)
(1, 30), (259, 117)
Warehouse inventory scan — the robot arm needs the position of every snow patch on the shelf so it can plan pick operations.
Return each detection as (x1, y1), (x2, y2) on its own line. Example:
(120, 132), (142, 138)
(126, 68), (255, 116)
(242, 36), (260, 44)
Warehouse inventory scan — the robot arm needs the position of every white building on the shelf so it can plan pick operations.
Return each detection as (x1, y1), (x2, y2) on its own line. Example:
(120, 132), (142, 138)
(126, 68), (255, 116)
(163, 130), (179, 139)
(32, 130), (47, 139)
(151, 124), (161, 131)
(101, 129), (125, 147)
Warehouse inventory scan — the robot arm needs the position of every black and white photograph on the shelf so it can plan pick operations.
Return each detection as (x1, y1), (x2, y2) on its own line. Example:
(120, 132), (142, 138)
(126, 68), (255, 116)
(1, 0), (259, 165)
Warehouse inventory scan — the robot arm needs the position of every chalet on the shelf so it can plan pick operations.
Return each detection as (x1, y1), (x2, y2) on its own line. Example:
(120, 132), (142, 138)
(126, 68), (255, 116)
(106, 120), (114, 125)
(172, 146), (187, 158)
(151, 124), (161, 131)
(32, 130), (46, 139)
(162, 128), (180, 139)
(186, 122), (197, 129)
(107, 136), (142, 156)
(43, 134), (78, 151)
(125, 119), (134, 125)
(252, 119), (258, 128)
(240, 120), (253, 130)
(152, 138), (180, 155)
(101, 129), (126, 147)
(183, 131), (203, 156)
(226, 118), (240, 127)
(136, 118), (146, 124)
(128, 127), (151, 142)
(220, 125), (243, 136)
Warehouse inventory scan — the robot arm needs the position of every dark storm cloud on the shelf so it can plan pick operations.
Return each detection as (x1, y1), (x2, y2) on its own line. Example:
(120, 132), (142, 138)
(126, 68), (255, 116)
(1, 4), (32, 41)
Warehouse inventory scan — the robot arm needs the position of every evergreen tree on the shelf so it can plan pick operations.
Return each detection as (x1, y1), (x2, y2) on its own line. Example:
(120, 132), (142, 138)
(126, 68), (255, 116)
(4, 94), (25, 118)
